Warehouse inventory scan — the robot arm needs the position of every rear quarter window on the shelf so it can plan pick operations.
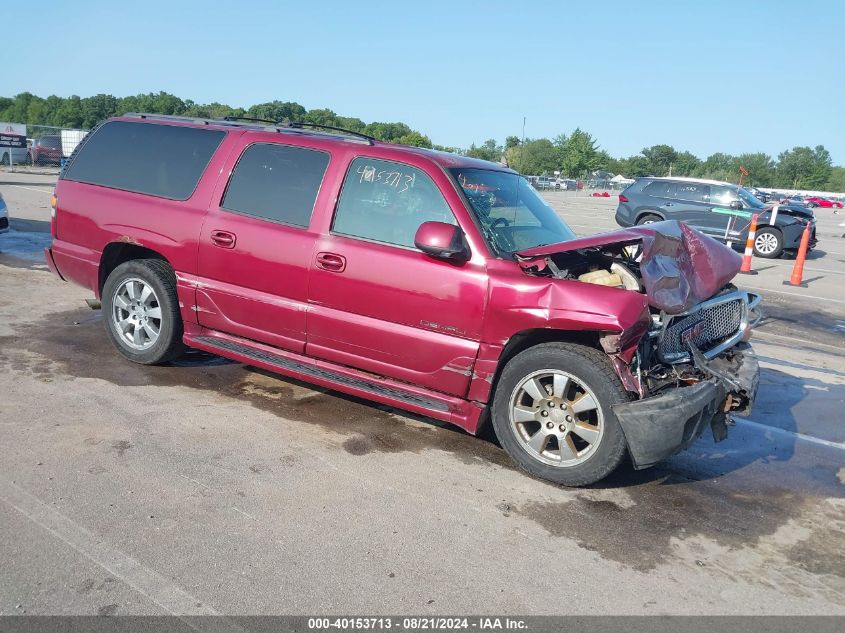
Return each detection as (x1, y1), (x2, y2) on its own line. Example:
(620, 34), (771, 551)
(63, 120), (225, 200)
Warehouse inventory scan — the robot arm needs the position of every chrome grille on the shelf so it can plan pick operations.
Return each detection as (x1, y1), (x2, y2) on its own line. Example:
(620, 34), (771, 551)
(659, 298), (744, 360)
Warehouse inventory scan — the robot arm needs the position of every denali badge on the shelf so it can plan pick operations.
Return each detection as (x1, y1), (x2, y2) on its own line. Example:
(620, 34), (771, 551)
(680, 320), (706, 346)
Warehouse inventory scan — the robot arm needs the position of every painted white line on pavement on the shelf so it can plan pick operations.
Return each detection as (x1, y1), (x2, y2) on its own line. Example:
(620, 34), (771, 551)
(753, 330), (845, 353)
(8, 184), (53, 195)
(0, 477), (223, 617)
(754, 261), (845, 275)
(737, 418), (845, 451)
(739, 285), (845, 305)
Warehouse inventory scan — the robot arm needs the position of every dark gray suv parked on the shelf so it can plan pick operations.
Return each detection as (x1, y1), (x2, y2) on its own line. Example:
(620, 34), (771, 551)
(615, 177), (816, 258)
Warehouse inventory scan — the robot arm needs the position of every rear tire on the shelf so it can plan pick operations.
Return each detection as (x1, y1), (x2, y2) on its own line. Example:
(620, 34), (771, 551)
(636, 213), (662, 225)
(491, 343), (630, 487)
(753, 227), (784, 259)
(101, 259), (186, 365)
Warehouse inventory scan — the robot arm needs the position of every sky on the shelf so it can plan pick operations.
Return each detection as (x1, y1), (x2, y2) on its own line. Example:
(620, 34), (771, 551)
(6, 0), (845, 163)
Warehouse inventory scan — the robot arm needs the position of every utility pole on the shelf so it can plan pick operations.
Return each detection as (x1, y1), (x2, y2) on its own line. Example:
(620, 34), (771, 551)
(521, 117), (526, 145)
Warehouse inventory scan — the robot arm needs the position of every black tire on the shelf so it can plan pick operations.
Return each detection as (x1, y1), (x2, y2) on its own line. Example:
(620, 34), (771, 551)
(101, 259), (186, 364)
(752, 226), (784, 259)
(491, 343), (630, 487)
(806, 202), (816, 208)
(636, 213), (662, 225)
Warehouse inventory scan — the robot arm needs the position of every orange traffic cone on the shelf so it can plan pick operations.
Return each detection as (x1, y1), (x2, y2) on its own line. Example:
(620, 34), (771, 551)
(784, 222), (812, 288)
(739, 213), (759, 275)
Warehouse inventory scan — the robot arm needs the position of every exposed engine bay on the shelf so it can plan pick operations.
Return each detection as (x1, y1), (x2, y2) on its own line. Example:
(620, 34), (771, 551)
(514, 220), (761, 413)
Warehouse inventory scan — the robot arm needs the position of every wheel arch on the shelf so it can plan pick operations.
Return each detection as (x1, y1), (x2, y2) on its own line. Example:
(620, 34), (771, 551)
(634, 208), (665, 223)
(98, 242), (170, 297)
(473, 328), (605, 437)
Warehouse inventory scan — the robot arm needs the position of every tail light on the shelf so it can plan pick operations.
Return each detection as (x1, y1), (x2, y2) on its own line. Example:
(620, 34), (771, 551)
(50, 193), (57, 237)
(618, 194), (629, 203)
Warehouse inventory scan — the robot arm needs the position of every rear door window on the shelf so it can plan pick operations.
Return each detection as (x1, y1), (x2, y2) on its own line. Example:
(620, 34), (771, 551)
(221, 143), (330, 228)
(674, 183), (710, 202)
(63, 120), (225, 200)
(642, 181), (677, 198)
(332, 157), (455, 248)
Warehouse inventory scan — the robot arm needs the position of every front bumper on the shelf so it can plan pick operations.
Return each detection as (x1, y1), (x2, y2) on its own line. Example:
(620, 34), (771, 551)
(612, 343), (759, 469)
(782, 221), (817, 250)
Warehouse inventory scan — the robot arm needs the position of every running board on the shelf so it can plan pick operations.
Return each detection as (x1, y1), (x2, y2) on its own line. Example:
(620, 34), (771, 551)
(187, 332), (483, 432)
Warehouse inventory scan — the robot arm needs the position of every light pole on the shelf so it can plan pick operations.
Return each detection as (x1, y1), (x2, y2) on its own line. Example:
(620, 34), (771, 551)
(521, 116), (526, 145)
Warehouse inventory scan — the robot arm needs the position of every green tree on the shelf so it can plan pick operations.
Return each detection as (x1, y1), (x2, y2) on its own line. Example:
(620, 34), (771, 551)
(672, 151), (701, 176)
(735, 152), (774, 187)
(465, 139), (502, 162)
(248, 100), (307, 123)
(395, 131), (433, 148)
(641, 144), (677, 176)
(504, 135), (521, 149)
(560, 128), (603, 177)
(506, 138), (559, 175)
(825, 166), (845, 193)
(695, 152), (737, 180)
(776, 146), (832, 189)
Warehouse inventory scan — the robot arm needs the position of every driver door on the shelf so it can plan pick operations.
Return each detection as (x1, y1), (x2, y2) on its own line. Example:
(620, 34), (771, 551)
(306, 156), (488, 397)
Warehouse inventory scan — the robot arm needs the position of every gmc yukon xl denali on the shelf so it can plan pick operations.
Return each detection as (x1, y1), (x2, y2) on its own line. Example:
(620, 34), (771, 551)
(45, 114), (761, 486)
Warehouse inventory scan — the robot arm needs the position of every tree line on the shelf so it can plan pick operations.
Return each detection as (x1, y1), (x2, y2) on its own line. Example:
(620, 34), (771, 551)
(2, 91), (842, 191)
(0, 91), (435, 149)
(466, 131), (842, 191)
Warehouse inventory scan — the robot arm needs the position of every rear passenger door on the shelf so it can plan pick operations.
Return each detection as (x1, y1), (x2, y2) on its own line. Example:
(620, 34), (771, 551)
(195, 139), (331, 353)
(666, 182), (712, 231)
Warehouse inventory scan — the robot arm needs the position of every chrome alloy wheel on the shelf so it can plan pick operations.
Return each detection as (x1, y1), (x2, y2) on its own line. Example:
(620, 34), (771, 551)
(111, 277), (162, 350)
(754, 232), (779, 255)
(508, 370), (604, 467)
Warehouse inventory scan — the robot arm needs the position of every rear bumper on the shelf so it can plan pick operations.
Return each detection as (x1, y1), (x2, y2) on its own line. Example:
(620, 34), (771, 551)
(612, 343), (759, 469)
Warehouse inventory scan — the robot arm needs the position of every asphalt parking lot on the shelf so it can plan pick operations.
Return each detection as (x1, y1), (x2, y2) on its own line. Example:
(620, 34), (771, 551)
(1, 171), (843, 616)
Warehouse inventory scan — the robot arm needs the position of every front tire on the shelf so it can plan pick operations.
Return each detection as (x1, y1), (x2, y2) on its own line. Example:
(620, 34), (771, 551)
(101, 259), (186, 364)
(491, 343), (630, 487)
(753, 227), (784, 258)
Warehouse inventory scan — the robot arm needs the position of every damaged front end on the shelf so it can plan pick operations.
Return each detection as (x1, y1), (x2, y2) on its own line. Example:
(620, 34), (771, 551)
(515, 220), (763, 469)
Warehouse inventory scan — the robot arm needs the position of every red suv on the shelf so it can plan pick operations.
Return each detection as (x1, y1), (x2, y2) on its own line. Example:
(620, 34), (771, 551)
(29, 134), (64, 165)
(45, 114), (761, 486)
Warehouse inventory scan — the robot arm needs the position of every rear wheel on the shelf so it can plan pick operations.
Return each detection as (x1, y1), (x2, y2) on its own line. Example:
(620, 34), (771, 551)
(807, 202), (817, 208)
(753, 227), (784, 258)
(636, 213), (661, 225)
(102, 259), (186, 364)
(491, 343), (630, 487)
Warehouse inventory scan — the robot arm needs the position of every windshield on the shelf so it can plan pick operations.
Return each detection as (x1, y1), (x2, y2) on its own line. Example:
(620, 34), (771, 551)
(40, 136), (61, 149)
(449, 168), (576, 255)
(737, 187), (766, 209)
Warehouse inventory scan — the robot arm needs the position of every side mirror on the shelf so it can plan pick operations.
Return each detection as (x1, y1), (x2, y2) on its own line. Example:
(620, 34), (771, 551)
(729, 200), (743, 210)
(414, 221), (469, 262)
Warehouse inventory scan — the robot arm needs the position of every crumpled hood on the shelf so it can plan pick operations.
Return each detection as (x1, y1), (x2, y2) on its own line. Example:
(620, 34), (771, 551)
(516, 220), (742, 314)
(763, 204), (814, 221)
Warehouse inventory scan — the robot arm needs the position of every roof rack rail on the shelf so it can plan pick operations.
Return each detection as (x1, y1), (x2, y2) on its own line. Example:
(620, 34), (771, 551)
(123, 112), (274, 129)
(223, 116), (279, 125)
(287, 121), (376, 144)
(122, 113), (377, 144)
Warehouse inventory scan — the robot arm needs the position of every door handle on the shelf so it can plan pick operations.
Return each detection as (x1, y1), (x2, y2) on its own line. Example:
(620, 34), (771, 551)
(316, 252), (346, 272)
(662, 202), (674, 207)
(210, 230), (236, 249)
